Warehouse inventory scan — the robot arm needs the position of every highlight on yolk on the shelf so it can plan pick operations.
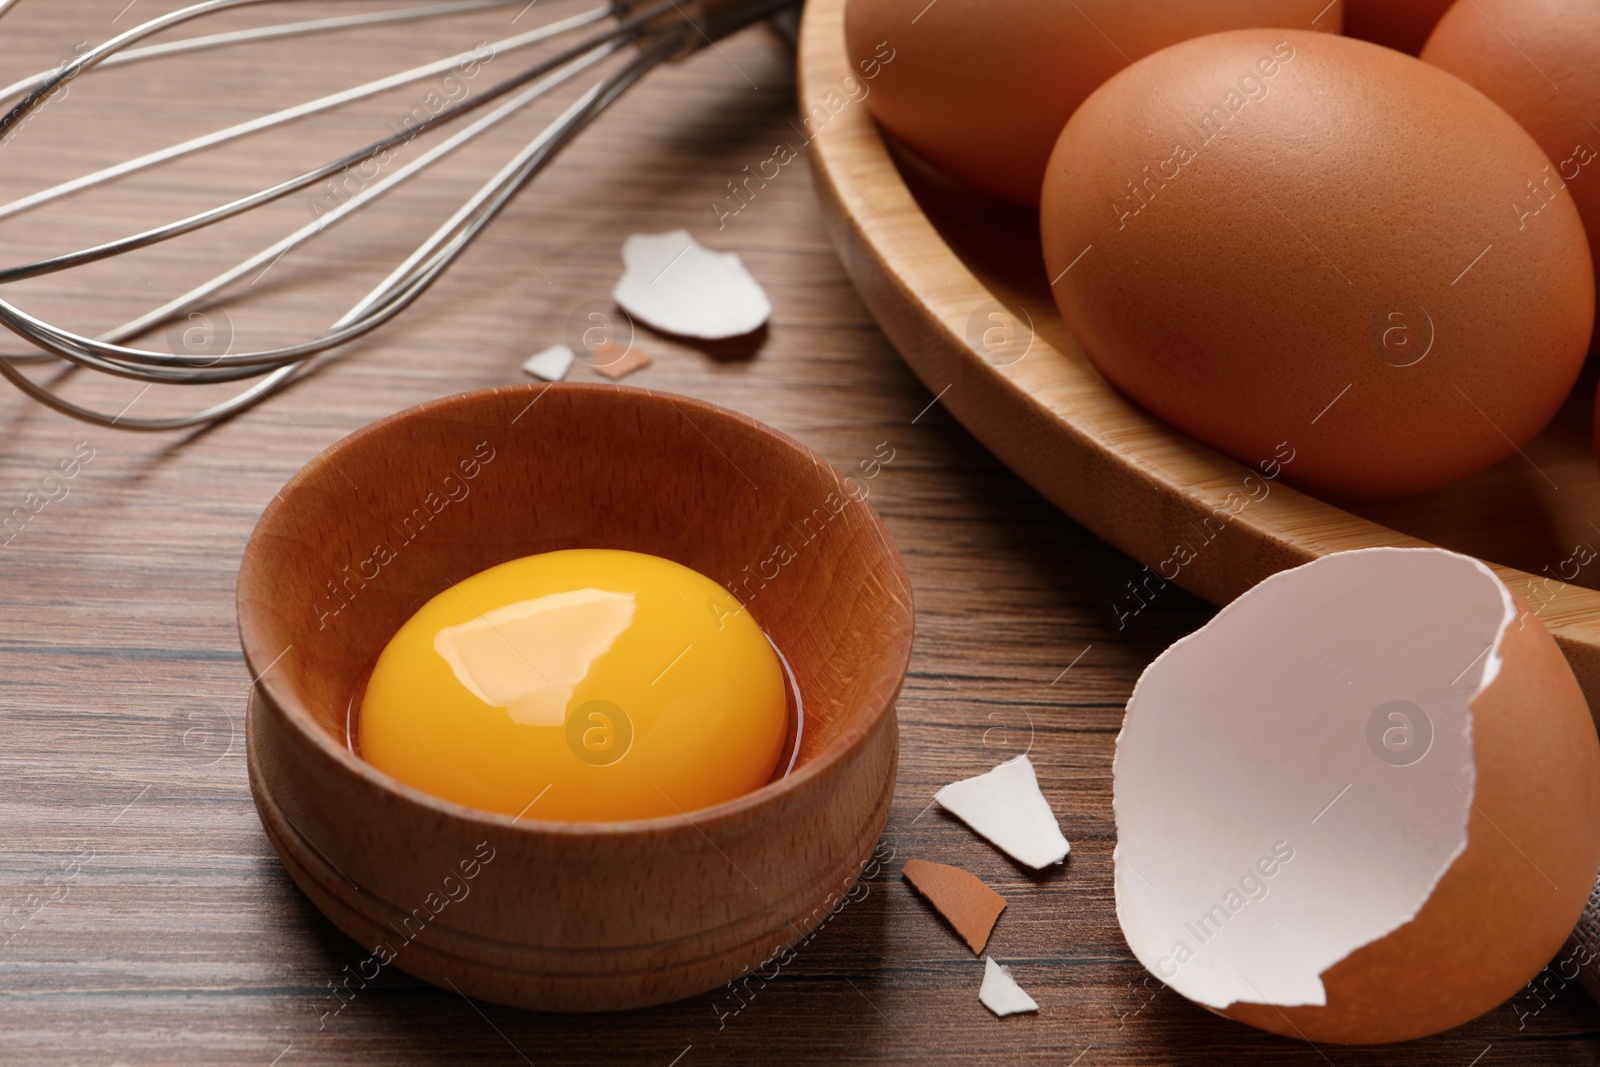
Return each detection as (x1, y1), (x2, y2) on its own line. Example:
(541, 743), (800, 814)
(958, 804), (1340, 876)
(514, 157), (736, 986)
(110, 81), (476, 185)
(358, 549), (790, 822)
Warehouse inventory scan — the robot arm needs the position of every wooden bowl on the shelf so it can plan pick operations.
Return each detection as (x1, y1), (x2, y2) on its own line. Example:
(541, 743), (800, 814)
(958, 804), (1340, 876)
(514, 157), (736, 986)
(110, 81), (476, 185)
(800, 0), (1600, 719)
(236, 383), (912, 1012)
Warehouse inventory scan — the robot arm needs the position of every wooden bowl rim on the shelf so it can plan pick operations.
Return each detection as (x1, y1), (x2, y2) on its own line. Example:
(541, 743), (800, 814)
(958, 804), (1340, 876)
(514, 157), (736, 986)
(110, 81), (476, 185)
(238, 381), (914, 838)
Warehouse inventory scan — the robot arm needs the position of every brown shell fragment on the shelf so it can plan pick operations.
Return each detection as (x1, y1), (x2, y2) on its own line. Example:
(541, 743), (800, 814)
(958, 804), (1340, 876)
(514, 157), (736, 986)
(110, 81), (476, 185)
(903, 858), (1007, 954)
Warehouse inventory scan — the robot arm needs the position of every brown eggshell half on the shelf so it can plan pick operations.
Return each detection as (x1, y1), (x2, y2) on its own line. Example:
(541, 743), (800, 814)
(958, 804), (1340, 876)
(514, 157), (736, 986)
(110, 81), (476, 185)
(1226, 586), (1600, 1042)
(1114, 548), (1600, 1045)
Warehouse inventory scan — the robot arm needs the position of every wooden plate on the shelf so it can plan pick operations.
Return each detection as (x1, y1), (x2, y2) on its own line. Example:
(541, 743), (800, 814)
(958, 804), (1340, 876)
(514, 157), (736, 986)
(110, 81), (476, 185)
(799, 0), (1600, 712)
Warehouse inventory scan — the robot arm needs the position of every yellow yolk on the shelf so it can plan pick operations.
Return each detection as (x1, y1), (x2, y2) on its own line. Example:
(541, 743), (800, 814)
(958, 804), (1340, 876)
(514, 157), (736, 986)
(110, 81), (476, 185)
(359, 549), (789, 822)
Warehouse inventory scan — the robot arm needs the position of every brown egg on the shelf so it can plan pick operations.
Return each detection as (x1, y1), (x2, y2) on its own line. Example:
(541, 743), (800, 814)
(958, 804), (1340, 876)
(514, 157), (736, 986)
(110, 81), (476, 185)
(1344, 0), (1453, 54)
(1423, 0), (1600, 293)
(1116, 548), (1600, 1044)
(1041, 29), (1595, 499)
(844, 0), (1343, 206)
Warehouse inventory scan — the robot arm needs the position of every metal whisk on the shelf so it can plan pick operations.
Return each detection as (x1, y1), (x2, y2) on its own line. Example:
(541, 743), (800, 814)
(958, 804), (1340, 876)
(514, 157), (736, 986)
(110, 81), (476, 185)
(0, 0), (798, 430)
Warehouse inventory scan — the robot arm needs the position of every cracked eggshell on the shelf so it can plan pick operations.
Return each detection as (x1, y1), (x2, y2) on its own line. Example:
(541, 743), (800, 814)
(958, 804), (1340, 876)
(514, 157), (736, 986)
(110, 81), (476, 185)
(610, 230), (771, 341)
(902, 858), (1007, 954)
(1114, 548), (1600, 1044)
(522, 344), (575, 382)
(934, 755), (1070, 869)
(979, 957), (1038, 1017)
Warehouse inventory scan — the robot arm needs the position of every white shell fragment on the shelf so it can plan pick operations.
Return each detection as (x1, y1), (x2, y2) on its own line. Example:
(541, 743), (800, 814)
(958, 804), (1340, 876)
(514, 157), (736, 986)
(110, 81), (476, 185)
(521, 344), (574, 382)
(1115, 548), (1507, 1012)
(935, 755), (1070, 869)
(979, 957), (1039, 1017)
(610, 230), (771, 340)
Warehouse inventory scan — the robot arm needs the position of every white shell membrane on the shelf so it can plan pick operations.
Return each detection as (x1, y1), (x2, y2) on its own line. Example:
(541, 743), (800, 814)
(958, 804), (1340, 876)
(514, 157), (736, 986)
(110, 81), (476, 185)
(1114, 548), (1513, 1009)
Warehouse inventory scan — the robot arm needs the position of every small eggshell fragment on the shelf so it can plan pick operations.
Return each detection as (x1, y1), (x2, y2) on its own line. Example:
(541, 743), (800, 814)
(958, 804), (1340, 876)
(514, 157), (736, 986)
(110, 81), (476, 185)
(590, 347), (652, 381)
(1114, 547), (1600, 1044)
(611, 230), (771, 340)
(979, 957), (1038, 1017)
(902, 858), (1007, 954)
(1423, 0), (1600, 287)
(1344, 0), (1453, 55)
(846, 0), (1342, 206)
(935, 755), (1069, 869)
(522, 344), (575, 382)
(1041, 29), (1595, 499)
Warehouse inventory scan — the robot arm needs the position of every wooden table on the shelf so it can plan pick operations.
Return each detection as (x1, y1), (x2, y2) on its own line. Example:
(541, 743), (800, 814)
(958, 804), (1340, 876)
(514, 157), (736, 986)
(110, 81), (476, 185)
(0, 3), (1595, 1064)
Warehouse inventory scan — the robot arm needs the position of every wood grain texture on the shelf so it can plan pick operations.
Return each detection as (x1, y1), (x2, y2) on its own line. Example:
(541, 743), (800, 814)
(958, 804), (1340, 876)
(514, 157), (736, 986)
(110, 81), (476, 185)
(0, 2), (1594, 1064)
(800, 0), (1600, 717)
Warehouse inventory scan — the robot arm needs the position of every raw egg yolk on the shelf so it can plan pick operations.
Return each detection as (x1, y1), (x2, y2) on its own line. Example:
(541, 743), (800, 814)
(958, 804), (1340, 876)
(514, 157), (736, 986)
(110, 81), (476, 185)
(359, 549), (789, 822)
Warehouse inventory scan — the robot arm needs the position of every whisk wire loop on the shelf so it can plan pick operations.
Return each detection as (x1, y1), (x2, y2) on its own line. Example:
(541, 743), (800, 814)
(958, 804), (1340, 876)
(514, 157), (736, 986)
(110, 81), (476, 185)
(0, 0), (797, 430)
